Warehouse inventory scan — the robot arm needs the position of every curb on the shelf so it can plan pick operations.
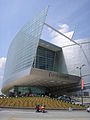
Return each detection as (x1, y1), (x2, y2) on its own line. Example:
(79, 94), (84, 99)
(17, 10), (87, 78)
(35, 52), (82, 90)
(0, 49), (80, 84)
(0, 106), (86, 111)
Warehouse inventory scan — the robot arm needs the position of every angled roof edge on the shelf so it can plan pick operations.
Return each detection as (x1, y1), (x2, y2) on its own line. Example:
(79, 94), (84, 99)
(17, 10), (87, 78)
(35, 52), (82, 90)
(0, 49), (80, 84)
(39, 39), (62, 51)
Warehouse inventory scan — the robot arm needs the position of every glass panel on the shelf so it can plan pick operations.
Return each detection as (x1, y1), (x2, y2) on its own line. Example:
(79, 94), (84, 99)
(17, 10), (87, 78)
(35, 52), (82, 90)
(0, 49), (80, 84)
(3, 7), (48, 84)
(14, 86), (46, 96)
(33, 46), (57, 71)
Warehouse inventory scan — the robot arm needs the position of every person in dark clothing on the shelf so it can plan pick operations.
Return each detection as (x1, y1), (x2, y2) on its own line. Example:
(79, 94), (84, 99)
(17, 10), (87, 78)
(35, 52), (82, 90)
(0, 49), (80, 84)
(35, 104), (40, 112)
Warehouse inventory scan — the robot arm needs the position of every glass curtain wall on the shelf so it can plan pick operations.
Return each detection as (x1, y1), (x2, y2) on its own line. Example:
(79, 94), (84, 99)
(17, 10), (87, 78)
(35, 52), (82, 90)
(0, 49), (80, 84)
(33, 46), (57, 71)
(14, 86), (46, 96)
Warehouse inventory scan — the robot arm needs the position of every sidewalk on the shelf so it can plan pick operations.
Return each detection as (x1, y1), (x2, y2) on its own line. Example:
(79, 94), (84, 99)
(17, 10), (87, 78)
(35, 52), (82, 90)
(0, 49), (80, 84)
(0, 109), (90, 120)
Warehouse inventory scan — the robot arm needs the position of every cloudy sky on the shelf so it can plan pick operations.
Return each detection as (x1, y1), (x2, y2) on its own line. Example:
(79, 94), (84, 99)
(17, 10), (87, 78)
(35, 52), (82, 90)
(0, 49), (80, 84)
(0, 0), (90, 94)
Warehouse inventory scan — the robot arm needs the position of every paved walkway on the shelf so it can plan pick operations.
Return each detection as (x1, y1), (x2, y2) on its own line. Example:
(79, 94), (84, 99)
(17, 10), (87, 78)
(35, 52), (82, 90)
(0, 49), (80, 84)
(0, 109), (90, 120)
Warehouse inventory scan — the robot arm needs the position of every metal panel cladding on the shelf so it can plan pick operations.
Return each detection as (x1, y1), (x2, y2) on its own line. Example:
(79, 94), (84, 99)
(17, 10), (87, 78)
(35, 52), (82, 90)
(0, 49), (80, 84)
(2, 7), (48, 90)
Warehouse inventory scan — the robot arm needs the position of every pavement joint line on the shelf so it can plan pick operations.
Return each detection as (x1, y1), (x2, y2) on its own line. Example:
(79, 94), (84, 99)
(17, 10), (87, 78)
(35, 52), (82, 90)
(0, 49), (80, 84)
(8, 119), (89, 120)
(8, 117), (90, 120)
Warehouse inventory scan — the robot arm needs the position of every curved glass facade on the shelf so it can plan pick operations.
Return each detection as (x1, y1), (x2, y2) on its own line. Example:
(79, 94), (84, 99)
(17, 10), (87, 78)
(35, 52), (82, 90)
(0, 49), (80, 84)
(2, 7), (48, 92)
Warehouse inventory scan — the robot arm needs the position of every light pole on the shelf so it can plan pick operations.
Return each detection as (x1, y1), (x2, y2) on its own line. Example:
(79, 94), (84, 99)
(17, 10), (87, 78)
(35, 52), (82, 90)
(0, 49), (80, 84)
(76, 64), (85, 106)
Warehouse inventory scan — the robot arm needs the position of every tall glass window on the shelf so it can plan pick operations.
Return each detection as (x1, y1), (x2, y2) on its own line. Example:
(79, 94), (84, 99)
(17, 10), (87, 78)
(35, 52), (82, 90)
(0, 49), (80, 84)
(33, 46), (56, 71)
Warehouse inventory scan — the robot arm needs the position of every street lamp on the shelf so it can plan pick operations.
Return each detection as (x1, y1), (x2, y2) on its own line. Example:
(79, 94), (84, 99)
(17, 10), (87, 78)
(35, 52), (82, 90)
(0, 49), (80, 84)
(76, 64), (86, 106)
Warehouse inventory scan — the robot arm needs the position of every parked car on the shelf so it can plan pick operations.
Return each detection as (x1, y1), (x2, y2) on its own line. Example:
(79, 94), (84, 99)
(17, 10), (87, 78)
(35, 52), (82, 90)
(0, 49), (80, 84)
(57, 95), (71, 102)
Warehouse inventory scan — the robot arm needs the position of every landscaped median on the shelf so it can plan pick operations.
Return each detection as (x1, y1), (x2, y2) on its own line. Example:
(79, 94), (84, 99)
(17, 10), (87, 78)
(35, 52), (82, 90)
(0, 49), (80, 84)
(0, 96), (87, 110)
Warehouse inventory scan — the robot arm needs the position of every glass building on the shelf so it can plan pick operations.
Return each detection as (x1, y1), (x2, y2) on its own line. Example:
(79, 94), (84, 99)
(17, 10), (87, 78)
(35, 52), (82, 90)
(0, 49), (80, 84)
(2, 8), (90, 97)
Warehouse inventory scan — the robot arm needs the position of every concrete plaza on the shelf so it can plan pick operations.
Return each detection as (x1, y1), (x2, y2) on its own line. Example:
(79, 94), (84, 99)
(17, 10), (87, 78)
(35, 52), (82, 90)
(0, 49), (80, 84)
(0, 108), (90, 120)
